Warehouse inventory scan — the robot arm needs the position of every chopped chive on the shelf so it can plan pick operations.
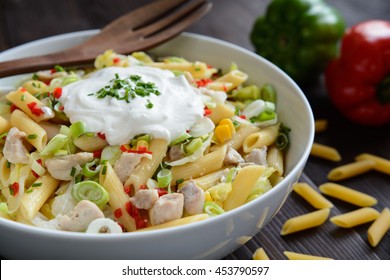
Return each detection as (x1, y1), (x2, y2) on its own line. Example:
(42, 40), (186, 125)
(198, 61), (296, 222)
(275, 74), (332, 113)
(27, 134), (38, 139)
(21, 95), (26, 101)
(176, 178), (184, 185)
(102, 165), (107, 175)
(70, 167), (76, 177)
(31, 182), (42, 187)
(26, 189), (34, 193)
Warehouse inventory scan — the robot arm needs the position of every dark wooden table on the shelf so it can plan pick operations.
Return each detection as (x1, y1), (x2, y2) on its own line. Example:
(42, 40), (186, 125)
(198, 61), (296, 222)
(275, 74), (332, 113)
(0, 0), (389, 260)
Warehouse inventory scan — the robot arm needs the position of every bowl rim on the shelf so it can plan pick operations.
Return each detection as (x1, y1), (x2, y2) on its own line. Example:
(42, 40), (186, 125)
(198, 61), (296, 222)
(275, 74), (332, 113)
(0, 30), (314, 240)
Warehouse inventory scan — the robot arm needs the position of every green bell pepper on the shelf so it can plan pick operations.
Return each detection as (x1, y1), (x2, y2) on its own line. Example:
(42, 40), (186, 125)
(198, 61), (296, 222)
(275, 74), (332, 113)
(250, 0), (345, 84)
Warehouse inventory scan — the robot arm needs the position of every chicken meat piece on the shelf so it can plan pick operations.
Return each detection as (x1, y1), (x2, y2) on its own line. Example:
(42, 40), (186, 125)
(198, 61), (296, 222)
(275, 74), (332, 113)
(58, 200), (104, 232)
(167, 144), (184, 161)
(45, 152), (94, 180)
(149, 193), (184, 226)
(114, 152), (151, 184)
(3, 127), (29, 164)
(130, 189), (159, 210)
(178, 180), (205, 215)
(244, 147), (268, 166)
(224, 146), (244, 165)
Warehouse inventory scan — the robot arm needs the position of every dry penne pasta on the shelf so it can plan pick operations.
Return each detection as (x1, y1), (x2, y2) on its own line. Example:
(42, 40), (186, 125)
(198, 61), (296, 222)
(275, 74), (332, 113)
(224, 165), (266, 211)
(355, 153), (390, 175)
(319, 182), (377, 207)
(293, 182), (333, 209)
(284, 251), (333, 260)
(253, 247), (270, 260)
(280, 208), (330, 236)
(314, 119), (328, 133)
(327, 159), (376, 181)
(310, 142), (341, 162)
(367, 208), (390, 247)
(330, 207), (380, 228)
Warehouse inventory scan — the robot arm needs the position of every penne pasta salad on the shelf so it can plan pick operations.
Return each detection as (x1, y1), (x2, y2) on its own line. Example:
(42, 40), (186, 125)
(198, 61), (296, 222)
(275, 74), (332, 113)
(0, 50), (290, 233)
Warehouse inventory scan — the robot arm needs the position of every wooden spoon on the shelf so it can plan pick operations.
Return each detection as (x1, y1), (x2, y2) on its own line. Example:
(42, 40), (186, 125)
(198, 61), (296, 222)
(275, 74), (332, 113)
(0, 0), (212, 78)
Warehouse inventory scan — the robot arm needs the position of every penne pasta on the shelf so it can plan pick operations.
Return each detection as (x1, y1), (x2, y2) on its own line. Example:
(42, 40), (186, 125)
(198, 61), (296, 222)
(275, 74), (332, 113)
(0, 115), (10, 134)
(74, 134), (108, 152)
(293, 182), (333, 209)
(210, 69), (248, 92)
(267, 145), (284, 176)
(20, 173), (60, 220)
(10, 109), (48, 151)
(280, 208), (330, 236)
(125, 138), (168, 192)
(224, 165), (266, 211)
(355, 153), (390, 175)
(330, 207), (380, 228)
(191, 167), (232, 191)
(210, 124), (260, 152)
(208, 103), (235, 125)
(100, 162), (136, 232)
(21, 80), (49, 95)
(253, 247), (270, 260)
(243, 124), (279, 153)
(6, 88), (53, 122)
(319, 182), (377, 207)
(367, 208), (390, 247)
(310, 142), (341, 162)
(284, 251), (333, 260)
(327, 159), (376, 181)
(138, 214), (209, 231)
(171, 145), (227, 184)
(314, 119), (328, 133)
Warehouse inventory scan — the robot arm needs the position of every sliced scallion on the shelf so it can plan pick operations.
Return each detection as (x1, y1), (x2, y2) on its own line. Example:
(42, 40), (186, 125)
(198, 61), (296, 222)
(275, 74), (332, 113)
(70, 120), (87, 139)
(157, 168), (172, 188)
(40, 134), (68, 157)
(185, 138), (203, 154)
(203, 201), (225, 216)
(71, 180), (109, 209)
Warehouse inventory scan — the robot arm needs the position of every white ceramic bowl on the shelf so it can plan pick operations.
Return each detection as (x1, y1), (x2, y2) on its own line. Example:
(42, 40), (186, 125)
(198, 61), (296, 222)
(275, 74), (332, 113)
(0, 31), (314, 259)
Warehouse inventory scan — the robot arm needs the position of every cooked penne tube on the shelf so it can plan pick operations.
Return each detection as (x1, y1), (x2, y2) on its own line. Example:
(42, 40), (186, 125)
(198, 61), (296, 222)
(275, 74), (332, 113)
(125, 138), (168, 192)
(146, 61), (214, 79)
(10, 109), (48, 151)
(210, 124), (260, 152)
(138, 214), (209, 231)
(319, 182), (377, 207)
(20, 173), (60, 220)
(355, 153), (390, 175)
(6, 88), (54, 122)
(224, 165), (266, 211)
(208, 103), (235, 125)
(211, 70), (248, 91)
(253, 247), (270, 260)
(284, 251), (333, 260)
(367, 208), (390, 247)
(191, 167), (232, 191)
(280, 208), (330, 236)
(243, 124), (280, 153)
(21, 80), (49, 95)
(330, 207), (380, 228)
(74, 134), (108, 152)
(100, 162), (136, 232)
(293, 182), (333, 209)
(310, 142), (341, 162)
(0, 115), (10, 134)
(314, 119), (328, 133)
(267, 145), (284, 176)
(171, 145), (227, 184)
(327, 159), (376, 181)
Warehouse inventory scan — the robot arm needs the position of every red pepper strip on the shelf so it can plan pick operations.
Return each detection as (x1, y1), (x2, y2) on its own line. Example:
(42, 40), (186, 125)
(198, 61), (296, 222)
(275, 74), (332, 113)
(157, 188), (168, 197)
(113, 57), (120, 64)
(325, 20), (390, 126)
(120, 145), (153, 154)
(204, 108), (213, 116)
(52, 87), (62, 99)
(9, 182), (19, 196)
(97, 132), (106, 140)
(123, 185), (132, 195)
(20, 87), (27, 92)
(93, 150), (102, 158)
(27, 102), (45, 117)
(114, 208), (123, 219)
(196, 78), (213, 88)
(125, 201), (147, 229)
(10, 104), (18, 112)
(31, 159), (43, 178)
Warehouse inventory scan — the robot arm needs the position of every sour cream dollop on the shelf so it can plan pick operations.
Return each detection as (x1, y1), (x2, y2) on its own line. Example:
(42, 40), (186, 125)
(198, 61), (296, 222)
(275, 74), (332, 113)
(60, 66), (204, 145)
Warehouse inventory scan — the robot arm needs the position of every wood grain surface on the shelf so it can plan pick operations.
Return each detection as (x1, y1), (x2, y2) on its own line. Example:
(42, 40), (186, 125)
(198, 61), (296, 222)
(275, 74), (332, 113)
(0, 0), (389, 260)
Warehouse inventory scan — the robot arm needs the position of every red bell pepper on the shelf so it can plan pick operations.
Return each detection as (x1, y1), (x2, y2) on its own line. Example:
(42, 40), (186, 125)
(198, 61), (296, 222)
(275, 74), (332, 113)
(325, 20), (390, 126)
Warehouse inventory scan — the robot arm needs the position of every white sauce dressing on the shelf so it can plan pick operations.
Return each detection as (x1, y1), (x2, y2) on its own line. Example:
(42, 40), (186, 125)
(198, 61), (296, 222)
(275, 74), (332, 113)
(60, 66), (204, 145)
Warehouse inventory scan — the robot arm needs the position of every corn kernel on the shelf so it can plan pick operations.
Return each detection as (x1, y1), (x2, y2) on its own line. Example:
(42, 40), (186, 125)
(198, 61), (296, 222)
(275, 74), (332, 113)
(219, 118), (236, 135)
(215, 124), (232, 143)
(204, 192), (213, 202)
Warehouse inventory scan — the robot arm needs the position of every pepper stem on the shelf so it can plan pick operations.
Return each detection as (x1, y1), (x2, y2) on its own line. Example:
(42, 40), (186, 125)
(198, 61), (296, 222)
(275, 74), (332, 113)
(377, 73), (390, 103)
